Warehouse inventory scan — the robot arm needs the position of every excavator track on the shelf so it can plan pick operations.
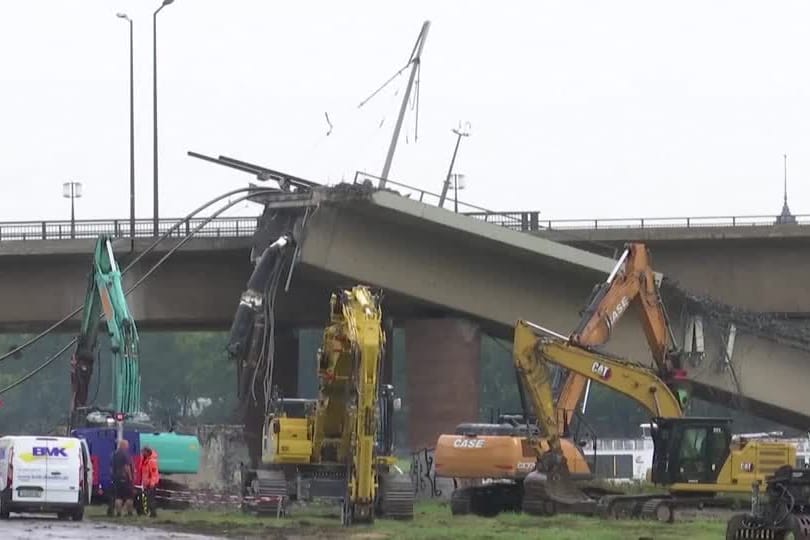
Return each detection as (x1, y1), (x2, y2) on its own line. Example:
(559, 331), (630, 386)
(245, 469), (288, 516)
(450, 488), (472, 516)
(377, 472), (414, 520)
(521, 470), (595, 516)
(639, 498), (675, 523)
(596, 494), (652, 519)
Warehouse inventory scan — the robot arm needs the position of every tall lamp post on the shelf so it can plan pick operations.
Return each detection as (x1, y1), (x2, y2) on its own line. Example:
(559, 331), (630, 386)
(153, 0), (175, 236)
(439, 122), (471, 208)
(117, 13), (135, 240)
(451, 173), (466, 213)
(63, 181), (83, 239)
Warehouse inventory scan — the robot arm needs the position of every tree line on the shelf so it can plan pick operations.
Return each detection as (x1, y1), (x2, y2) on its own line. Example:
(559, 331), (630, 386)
(0, 329), (792, 448)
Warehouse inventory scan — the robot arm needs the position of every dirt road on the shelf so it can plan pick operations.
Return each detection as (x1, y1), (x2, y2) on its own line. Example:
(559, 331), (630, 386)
(2, 516), (219, 540)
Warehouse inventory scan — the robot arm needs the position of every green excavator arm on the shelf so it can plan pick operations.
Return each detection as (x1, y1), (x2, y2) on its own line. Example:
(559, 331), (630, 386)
(70, 235), (140, 415)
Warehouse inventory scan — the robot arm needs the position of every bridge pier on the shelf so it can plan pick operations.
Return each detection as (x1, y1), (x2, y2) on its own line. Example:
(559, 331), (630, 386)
(405, 318), (481, 451)
(272, 326), (299, 400)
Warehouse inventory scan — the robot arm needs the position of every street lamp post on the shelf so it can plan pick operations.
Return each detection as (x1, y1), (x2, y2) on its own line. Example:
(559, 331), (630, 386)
(117, 13), (135, 240)
(439, 122), (471, 208)
(153, 0), (175, 237)
(62, 182), (83, 239)
(451, 173), (466, 213)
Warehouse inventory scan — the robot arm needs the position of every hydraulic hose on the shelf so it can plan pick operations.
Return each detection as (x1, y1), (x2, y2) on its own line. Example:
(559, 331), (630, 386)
(0, 189), (281, 396)
(226, 235), (292, 361)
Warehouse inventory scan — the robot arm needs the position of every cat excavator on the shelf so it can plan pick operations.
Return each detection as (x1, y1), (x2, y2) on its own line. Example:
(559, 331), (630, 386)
(435, 243), (684, 516)
(438, 243), (795, 520)
(515, 320), (796, 522)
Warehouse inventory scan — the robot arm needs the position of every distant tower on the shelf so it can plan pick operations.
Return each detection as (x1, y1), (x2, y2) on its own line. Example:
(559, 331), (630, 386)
(776, 153), (797, 224)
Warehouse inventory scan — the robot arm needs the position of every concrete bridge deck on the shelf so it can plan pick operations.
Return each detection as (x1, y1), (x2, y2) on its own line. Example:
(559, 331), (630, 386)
(2, 187), (810, 444)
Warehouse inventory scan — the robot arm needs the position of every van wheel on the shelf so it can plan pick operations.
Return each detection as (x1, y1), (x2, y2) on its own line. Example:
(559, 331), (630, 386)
(0, 492), (9, 520)
(72, 508), (84, 522)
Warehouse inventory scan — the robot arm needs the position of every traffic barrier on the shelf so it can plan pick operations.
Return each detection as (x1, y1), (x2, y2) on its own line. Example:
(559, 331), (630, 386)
(153, 486), (287, 518)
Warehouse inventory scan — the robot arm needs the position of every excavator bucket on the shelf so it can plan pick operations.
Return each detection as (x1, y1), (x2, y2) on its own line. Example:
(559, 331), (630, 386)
(522, 466), (596, 516)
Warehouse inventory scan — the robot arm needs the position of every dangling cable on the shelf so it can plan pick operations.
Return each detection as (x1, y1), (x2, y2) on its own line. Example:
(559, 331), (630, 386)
(0, 190), (280, 396)
(0, 187), (271, 365)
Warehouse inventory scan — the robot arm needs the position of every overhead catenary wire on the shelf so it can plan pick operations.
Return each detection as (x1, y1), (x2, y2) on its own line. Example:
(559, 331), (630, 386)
(264, 254), (285, 407)
(0, 189), (280, 396)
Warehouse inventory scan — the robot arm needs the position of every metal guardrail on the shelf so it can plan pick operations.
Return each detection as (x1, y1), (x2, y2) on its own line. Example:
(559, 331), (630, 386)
(463, 212), (810, 232)
(0, 217), (258, 241)
(355, 170), (808, 233)
(354, 171), (498, 214)
(0, 182), (805, 241)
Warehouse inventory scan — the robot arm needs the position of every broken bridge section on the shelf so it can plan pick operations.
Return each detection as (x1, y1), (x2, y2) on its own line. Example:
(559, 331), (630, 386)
(3, 183), (810, 439)
(252, 186), (623, 448)
(662, 286), (810, 431)
(276, 187), (810, 434)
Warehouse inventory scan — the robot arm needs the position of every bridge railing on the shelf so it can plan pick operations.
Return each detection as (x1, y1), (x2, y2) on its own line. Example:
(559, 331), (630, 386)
(354, 171), (810, 232)
(0, 217), (258, 241)
(463, 212), (810, 232)
(353, 171), (501, 215)
(2, 186), (809, 241)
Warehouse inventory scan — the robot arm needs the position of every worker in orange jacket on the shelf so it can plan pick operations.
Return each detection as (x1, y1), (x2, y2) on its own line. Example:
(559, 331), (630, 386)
(139, 447), (160, 518)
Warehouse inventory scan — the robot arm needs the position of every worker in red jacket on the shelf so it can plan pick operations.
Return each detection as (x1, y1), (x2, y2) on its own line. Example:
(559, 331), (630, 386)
(139, 446), (160, 518)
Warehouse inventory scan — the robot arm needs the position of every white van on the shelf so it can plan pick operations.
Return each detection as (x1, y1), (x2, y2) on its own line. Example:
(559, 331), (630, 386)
(0, 436), (92, 520)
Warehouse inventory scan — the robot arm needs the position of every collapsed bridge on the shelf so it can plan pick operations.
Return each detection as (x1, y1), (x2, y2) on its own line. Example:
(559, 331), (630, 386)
(1, 180), (810, 447)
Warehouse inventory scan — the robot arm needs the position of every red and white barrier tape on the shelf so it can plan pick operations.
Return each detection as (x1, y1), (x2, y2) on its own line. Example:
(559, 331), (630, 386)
(153, 486), (286, 509)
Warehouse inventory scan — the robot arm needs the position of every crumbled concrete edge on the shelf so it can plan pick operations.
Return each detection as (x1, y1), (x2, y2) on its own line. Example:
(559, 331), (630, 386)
(663, 278), (810, 352)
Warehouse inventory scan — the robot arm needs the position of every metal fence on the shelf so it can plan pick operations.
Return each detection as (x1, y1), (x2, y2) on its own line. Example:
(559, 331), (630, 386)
(354, 171), (498, 215)
(356, 171), (809, 233)
(1, 189), (806, 242)
(0, 217), (258, 241)
(462, 212), (810, 232)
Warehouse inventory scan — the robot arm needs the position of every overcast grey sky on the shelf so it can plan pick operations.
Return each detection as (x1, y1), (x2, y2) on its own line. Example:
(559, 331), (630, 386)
(2, 1), (809, 222)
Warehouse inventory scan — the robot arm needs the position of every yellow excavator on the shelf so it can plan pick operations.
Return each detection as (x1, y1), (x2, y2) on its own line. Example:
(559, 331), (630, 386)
(437, 243), (795, 520)
(240, 286), (413, 525)
(435, 243), (683, 516)
(515, 320), (796, 522)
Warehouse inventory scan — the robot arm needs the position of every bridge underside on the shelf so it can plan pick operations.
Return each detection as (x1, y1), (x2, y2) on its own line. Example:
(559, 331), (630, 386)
(537, 227), (810, 314)
(293, 193), (810, 432)
(661, 289), (810, 431)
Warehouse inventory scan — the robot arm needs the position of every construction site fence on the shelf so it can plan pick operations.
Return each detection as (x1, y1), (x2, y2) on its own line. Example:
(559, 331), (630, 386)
(154, 486), (286, 517)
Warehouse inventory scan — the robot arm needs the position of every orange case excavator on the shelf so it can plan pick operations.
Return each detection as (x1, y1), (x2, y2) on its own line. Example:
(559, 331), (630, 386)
(434, 243), (679, 516)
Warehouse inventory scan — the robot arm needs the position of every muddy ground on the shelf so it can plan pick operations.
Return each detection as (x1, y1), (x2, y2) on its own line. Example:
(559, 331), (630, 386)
(2, 514), (218, 540)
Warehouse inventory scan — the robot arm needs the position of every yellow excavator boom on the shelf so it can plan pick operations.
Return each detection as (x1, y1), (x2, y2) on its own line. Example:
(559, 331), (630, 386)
(515, 319), (795, 516)
(515, 320), (684, 426)
(311, 286), (384, 523)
